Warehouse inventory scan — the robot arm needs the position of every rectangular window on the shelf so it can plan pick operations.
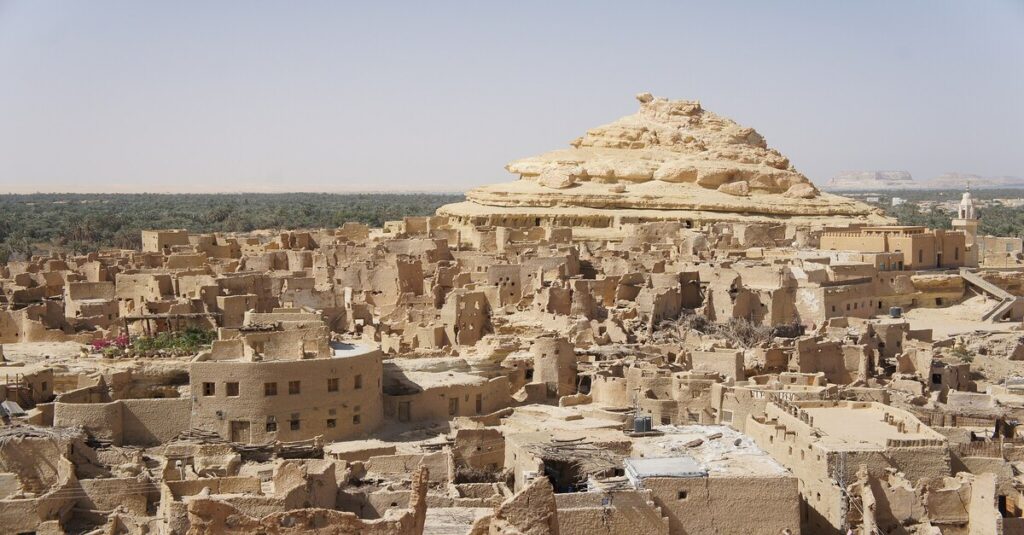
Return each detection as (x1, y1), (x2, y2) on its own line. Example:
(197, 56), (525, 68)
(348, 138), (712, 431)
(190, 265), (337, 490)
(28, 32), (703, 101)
(264, 382), (277, 396)
(448, 397), (459, 416)
(203, 382), (215, 396)
(290, 413), (300, 431)
(225, 382), (239, 396)
(327, 378), (339, 392)
(289, 381), (301, 395)
(266, 416), (277, 432)
(354, 375), (363, 390)
(326, 419), (336, 428)
(352, 414), (361, 425)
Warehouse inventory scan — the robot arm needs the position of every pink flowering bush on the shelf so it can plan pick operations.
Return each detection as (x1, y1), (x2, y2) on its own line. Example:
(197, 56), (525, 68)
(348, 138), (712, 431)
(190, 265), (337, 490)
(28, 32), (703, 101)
(90, 334), (131, 353)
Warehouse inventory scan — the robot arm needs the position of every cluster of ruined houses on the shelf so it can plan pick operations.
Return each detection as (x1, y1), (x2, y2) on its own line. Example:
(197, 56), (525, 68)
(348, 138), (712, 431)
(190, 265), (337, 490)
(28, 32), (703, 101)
(2, 212), (1024, 534)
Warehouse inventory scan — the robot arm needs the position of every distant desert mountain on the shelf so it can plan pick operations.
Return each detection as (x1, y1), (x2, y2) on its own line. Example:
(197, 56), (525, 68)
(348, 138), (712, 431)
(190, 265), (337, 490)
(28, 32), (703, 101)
(827, 171), (915, 190)
(824, 171), (1024, 190)
(926, 173), (1024, 189)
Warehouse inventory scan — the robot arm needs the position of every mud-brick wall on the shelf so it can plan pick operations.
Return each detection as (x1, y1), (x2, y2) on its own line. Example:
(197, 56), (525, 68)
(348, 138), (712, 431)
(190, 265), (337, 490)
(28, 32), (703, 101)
(53, 398), (191, 446)
(54, 401), (123, 444)
(121, 398), (191, 445)
(77, 477), (158, 514)
(644, 475), (800, 535)
(556, 490), (669, 535)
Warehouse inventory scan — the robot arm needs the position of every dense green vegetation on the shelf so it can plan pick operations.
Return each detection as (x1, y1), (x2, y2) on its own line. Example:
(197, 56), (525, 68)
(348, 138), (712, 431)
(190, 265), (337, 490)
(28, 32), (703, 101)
(847, 189), (1024, 238)
(4, 189), (1023, 263)
(0, 193), (464, 262)
(885, 203), (953, 230)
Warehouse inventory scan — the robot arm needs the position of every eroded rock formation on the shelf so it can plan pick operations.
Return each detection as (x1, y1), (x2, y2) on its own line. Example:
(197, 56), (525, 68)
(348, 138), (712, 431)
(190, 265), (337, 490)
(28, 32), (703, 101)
(439, 94), (891, 231)
(510, 92), (811, 197)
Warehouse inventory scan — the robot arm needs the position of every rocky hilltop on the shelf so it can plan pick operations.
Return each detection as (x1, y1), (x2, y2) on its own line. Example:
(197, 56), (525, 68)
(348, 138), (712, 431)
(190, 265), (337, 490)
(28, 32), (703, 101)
(506, 92), (818, 198)
(439, 94), (890, 232)
(827, 171), (915, 191)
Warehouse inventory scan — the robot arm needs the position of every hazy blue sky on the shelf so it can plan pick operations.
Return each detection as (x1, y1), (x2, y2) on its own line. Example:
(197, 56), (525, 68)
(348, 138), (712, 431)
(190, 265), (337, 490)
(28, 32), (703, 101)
(0, 1), (1021, 193)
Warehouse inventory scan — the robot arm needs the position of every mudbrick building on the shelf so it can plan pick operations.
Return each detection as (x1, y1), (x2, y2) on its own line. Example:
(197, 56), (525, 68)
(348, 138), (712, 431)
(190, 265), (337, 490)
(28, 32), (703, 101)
(2, 96), (1024, 534)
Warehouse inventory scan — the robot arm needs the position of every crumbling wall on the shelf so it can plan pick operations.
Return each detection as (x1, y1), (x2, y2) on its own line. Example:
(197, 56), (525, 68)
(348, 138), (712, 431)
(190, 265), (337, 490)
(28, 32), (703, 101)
(487, 475), (558, 535)
(185, 467), (428, 535)
(554, 490), (668, 535)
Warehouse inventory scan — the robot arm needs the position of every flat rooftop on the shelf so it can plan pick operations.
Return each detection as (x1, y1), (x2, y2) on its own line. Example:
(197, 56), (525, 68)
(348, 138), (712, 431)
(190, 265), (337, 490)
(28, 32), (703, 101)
(800, 403), (944, 450)
(631, 425), (789, 477)
(329, 341), (376, 359)
(499, 407), (789, 478)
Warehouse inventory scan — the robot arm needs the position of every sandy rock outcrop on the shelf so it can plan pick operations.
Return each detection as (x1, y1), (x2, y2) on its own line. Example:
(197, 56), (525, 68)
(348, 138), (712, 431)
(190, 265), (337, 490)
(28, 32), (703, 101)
(506, 92), (814, 196)
(439, 94), (892, 230)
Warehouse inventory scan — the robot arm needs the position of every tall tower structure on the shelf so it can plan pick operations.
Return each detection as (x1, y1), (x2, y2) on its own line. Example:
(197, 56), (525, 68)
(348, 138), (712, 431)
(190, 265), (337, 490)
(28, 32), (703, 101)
(951, 187), (979, 267)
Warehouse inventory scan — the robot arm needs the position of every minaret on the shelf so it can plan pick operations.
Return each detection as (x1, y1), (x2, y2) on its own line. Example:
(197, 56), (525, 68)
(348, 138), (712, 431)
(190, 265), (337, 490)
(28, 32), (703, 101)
(951, 184), (979, 267)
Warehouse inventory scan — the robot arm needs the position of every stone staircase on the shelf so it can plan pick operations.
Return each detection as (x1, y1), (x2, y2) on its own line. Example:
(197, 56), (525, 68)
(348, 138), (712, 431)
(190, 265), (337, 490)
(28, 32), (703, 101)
(960, 269), (1024, 322)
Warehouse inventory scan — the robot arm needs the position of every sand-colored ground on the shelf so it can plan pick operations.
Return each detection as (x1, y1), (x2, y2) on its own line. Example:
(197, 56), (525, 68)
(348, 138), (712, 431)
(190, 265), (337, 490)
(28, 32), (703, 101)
(1, 341), (84, 364)
(899, 295), (1021, 338)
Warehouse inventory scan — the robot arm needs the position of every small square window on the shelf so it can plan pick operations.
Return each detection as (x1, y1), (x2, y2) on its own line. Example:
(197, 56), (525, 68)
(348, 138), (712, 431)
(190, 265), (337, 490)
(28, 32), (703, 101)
(203, 382), (215, 396)
(677, 490), (688, 500)
(226, 382), (239, 397)
(264, 382), (277, 396)
(327, 419), (336, 428)
(327, 378), (339, 392)
(354, 375), (363, 390)
(289, 381), (301, 395)
(352, 414), (361, 425)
